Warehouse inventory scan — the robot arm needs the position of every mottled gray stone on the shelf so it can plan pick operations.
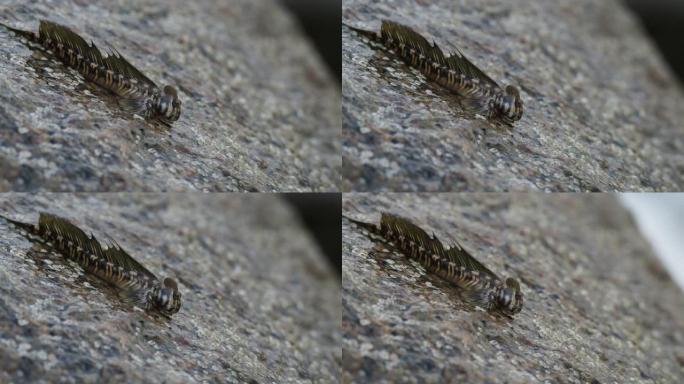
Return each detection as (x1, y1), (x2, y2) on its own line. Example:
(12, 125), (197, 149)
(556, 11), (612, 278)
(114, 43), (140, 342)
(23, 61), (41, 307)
(0, 0), (340, 192)
(342, 193), (684, 383)
(342, 0), (684, 192)
(0, 194), (340, 383)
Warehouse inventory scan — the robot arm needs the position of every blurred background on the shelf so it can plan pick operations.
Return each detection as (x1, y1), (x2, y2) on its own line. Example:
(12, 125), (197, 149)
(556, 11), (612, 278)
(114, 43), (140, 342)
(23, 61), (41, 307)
(280, 0), (341, 85)
(284, 194), (341, 276)
(624, 0), (684, 85)
(280, 0), (684, 87)
(277, 0), (341, 275)
(621, 194), (684, 293)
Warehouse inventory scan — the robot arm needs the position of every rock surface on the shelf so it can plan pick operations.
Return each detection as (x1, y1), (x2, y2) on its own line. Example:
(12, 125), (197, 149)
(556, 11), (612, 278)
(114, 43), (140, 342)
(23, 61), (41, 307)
(0, 194), (340, 383)
(342, 193), (684, 383)
(342, 0), (684, 192)
(0, 0), (340, 192)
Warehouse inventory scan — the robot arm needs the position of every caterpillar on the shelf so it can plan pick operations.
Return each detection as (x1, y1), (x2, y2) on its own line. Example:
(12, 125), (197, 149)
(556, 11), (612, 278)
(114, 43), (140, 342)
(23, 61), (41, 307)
(0, 212), (182, 316)
(0, 20), (181, 125)
(344, 20), (523, 124)
(344, 212), (523, 315)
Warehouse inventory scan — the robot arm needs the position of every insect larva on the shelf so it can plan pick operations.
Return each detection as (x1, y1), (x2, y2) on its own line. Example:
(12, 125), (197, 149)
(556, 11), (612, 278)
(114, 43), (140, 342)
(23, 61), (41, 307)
(0, 20), (181, 125)
(345, 212), (523, 315)
(344, 20), (524, 124)
(1, 212), (181, 316)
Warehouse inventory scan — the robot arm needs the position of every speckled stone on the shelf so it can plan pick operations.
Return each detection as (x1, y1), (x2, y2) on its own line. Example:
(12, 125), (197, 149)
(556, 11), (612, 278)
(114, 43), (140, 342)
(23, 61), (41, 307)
(342, 0), (684, 191)
(0, 194), (340, 383)
(342, 193), (684, 383)
(0, 0), (340, 192)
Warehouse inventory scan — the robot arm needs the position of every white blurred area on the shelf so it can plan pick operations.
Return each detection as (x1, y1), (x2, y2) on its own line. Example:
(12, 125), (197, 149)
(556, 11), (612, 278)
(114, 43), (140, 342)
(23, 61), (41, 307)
(620, 194), (684, 292)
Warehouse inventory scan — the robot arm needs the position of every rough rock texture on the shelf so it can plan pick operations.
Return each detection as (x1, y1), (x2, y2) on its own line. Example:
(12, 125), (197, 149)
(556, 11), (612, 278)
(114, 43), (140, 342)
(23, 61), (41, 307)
(342, 0), (684, 192)
(0, 194), (340, 383)
(0, 0), (340, 192)
(342, 193), (684, 383)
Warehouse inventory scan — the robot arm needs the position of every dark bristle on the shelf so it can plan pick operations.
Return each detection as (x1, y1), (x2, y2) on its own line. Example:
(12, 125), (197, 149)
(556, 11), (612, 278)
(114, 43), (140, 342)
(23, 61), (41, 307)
(37, 20), (157, 89)
(378, 20), (499, 89)
(37, 213), (158, 281)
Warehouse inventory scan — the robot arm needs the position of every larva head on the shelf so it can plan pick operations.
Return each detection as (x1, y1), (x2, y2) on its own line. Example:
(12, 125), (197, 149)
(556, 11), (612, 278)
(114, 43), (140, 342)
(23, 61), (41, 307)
(153, 277), (182, 315)
(496, 277), (523, 315)
(494, 85), (523, 123)
(154, 85), (181, 124)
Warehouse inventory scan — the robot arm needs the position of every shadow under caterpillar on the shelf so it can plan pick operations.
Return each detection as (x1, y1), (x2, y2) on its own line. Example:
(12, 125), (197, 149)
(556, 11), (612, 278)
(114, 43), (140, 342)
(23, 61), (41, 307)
(1, 212), (181, 317)
(0, 20), (181, 126)
(345, 212), (523, 316)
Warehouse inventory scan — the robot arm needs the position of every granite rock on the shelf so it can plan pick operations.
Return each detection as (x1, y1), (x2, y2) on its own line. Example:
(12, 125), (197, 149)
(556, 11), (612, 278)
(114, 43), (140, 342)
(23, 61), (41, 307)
(0, 194), (340, 383)
(342, 0), (684, 191)
(0, 0), (341, 192)
(342, 193), (684, 383)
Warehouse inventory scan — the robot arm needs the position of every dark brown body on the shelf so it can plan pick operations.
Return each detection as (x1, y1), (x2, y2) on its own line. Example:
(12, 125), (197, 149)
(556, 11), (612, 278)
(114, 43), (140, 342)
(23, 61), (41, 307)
(345, 213), (523, 315)
(1, 212), (181, 316)
(36, 215), (159, 293)
(1, 20), (181, 124)
(345, 20), (524, 123)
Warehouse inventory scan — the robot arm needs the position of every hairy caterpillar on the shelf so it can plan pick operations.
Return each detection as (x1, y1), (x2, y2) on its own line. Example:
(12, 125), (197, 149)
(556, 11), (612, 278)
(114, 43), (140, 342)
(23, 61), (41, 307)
(345, 212), (523, 315)
(1, 212), (181, 316)
(0, 20), (181, 125)
(344, 20), (523, 124)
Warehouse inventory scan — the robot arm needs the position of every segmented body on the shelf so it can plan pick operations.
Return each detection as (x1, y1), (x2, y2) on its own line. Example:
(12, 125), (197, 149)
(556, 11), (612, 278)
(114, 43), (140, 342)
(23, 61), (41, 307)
(1, 212), (181, 315)
(345, 20), (523, 123)
(345, 212), (523, 314)
(1, 20), (181, 124)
